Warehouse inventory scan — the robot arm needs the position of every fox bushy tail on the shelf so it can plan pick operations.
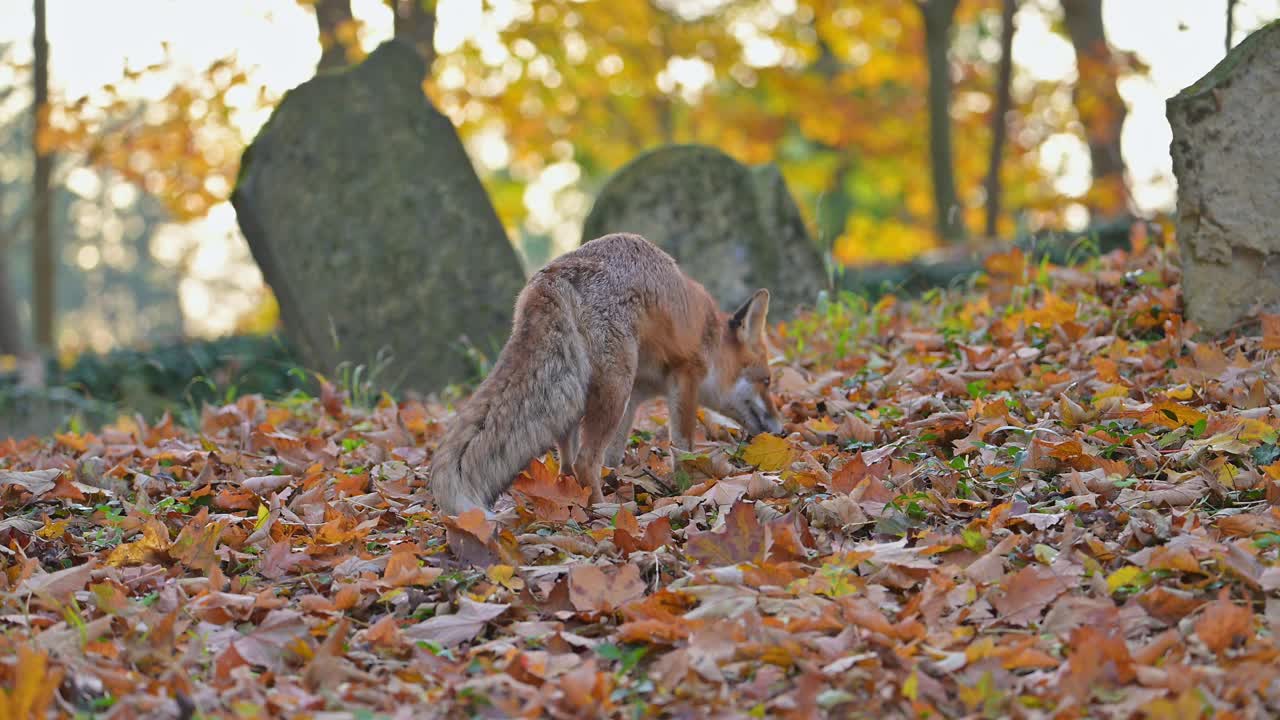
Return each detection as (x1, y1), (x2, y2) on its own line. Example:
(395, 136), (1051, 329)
(430, 281), (590, 515)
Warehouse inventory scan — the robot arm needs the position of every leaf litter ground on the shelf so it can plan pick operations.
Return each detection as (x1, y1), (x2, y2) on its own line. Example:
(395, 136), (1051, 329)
(2, 235), (1280, 719)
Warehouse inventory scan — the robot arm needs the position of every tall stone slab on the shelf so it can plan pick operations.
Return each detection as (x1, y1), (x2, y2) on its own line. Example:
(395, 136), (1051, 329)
(232, 40), (525, 392)
(582, 145), (825, 318)
(1168, 22), (1280, 333)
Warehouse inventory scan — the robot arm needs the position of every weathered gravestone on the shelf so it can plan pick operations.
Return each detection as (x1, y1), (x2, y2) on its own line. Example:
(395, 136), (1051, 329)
(1168, 22), (1280, 333)
(232, 40), (526, 392)
(582, 145), (826, 318)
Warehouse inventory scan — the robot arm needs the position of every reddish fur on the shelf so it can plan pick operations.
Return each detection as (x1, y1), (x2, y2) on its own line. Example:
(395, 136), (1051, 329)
(430, 233), (782, 515)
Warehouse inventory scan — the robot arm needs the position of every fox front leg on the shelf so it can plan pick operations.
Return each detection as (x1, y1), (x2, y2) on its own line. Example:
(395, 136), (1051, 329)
(666, 368), (701, 475)
(603, 394), (640, 467)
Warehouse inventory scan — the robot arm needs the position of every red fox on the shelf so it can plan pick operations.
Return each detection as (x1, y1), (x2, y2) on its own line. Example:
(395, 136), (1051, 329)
(430, 232), (784, 515)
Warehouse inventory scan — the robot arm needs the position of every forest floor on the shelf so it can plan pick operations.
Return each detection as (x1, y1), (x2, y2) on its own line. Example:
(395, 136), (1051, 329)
(2, 231), (1279, 719)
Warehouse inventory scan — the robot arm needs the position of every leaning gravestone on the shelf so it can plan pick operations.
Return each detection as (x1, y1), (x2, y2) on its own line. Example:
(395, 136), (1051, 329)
(232, 40), (525, 392)
(582, 145), (825, 318)
(1167, 21), (1280, 333)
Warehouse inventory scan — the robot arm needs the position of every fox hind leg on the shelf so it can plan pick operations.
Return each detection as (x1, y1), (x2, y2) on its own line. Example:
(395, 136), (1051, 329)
(575, 360), (636, 506)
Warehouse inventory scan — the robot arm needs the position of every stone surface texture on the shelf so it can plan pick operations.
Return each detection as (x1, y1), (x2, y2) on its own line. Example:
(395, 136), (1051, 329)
(1167, 22), (1280, 332)
(582, 145), (826, 318)
(232, 40), (525, 392)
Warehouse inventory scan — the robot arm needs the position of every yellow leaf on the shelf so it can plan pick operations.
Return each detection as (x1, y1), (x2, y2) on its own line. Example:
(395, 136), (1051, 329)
(1058, 395), (1094, 428)
(1105, 566), (1147, 595)
(0, 644), (63, 719)
(964, 636), (997, 663)
(1217, 463), (1239, 490)
(806, 417), (836, 433)
(487, 564), (525, 591)
(1236, 418), (1276, 443)
(106, 520), (171, 567)
(254, 503), (270, 531)
(1091, 384), (1131, 406)
(54, 432), (91, 452)
(742, 433), (793, 472)
(36, 518), (70, 540)
(1143, 400), (1206, 429)
(1186, 420), (1275, 455)
(287, 636), (315, 662)
(901, 670), (919, 700)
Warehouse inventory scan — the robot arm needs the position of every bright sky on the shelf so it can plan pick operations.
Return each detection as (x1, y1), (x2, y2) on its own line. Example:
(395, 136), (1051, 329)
(0, 0), (1277, 342)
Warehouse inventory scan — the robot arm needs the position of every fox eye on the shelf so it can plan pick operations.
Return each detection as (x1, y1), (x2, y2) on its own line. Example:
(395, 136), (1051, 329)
(761, 377), (771, 388)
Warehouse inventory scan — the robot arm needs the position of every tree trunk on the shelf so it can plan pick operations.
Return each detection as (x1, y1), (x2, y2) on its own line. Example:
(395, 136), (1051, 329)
(393, 0), (437, 69)
(1061, 0), (1128, 218)
(984, 0), (1017, 238)
(314, 0), (355, 71)
(918, 0), (964, 243)
(1226, 0), (1237, 53)
(32, 0), (54, 351)
(0, 218), (23, 356)
(0, 153), (21, 354)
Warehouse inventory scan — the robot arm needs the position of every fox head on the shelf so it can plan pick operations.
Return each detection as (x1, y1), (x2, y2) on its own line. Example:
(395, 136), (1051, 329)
(703, 288), (784, 437)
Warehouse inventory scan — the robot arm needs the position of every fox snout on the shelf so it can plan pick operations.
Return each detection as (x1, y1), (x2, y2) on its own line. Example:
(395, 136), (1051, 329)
(744, 409), (784, 437)
(728, 377), (784, 437)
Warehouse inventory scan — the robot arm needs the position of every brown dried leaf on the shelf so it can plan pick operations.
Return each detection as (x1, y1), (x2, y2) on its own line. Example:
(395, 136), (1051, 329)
(568, 563), (646, 613)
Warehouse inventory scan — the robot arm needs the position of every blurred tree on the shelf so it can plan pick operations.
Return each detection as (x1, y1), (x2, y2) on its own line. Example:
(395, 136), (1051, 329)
(29, 0), (1140, 355)
(0, 180), (21, 356)
(393, 0), (437, 67)
(434, 0), (1077, 266)
(1, 36), (188, 357)
(917, 0), (963, 242)
(1226, 0), (1238, 51)
(44, 55), (253, 223)
(0, 46), (25, 357)
(311, 0), (356, 71)
(984, 0), (1017, 238)
(1060, 0), (1132, 218)
(2, 115), (185, 356)
(33, 0), (54, 350)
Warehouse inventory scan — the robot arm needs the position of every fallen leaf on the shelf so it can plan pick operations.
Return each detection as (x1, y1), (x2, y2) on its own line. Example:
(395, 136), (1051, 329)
(403, 598), (508, 647)
(0, 644), (64, 718)
(1260, 314), (1280, 351)
(1194, 591), (1253, 656)
(17, 560), (98, 600)
(686, 500), (766, 566)
(511, 455), (590, 521)
(568, 563), (646, 613)
(0, 469), (62, 499)
(742, 433), (793, 471)
(992, 564), (1074, 626)
(382, 547), (442, 588)
(1138, 586), (1205, 625)
(106, 520), (171, 567)
(241, 474), (294, 495)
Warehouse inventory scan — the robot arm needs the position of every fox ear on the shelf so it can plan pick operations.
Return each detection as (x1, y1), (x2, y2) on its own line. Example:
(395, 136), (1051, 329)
(729, 289), (770, 342)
